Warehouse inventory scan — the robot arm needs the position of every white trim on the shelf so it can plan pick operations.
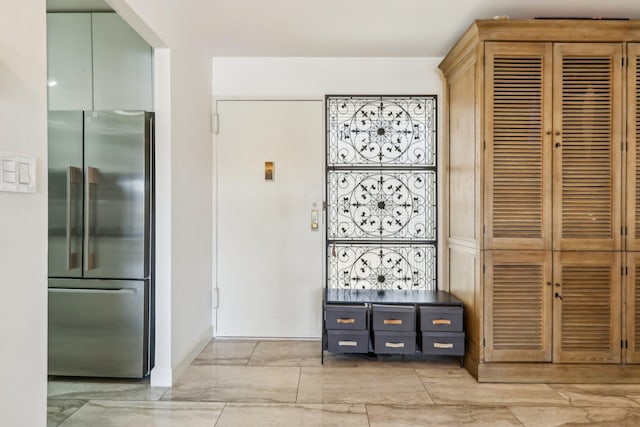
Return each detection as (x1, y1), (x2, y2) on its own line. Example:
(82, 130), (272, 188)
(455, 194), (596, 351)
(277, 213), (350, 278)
(149, 366), (172, 387)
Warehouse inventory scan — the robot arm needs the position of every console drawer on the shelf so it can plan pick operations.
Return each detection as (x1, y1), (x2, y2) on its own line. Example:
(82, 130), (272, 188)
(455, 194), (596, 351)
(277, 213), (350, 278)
(373, 331), (416, 355)
(421, 332), (465, 356)
(325, 304), (367, 330)
(371, 304), (415, 332)
(419, 306), (463, 332)
(327, 330), (370, 353)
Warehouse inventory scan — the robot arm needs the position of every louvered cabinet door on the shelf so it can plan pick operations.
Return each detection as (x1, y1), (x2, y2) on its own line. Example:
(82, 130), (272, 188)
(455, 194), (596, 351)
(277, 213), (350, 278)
(552, 43), (623, 251)
(626, 252), (640, 363)
(627, 45), (640, 251)
(484, 43), (553, 250)
(553, 251), (622, 363)
(484, 250), (552, 362)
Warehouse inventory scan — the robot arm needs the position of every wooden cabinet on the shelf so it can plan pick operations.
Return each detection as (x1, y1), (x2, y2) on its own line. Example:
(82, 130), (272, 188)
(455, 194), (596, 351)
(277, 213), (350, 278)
(484, 42), (623, 251)
(441, 19), (640, 382)
(627, 45), (640, 251)
(552, 44), (623, 251)
(552, 251), (621, 363)
(47, 13), (152, 111)
(484, 251), (552, 363)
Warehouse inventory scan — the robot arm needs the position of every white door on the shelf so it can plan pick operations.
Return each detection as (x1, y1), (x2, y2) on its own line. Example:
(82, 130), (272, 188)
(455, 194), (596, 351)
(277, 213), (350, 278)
(216, 100), (324, 337)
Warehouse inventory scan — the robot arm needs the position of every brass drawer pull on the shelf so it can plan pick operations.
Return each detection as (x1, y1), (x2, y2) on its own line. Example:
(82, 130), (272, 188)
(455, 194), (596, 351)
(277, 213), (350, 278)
(338, 340), (358, 347)
(385, 342), (405, 348)
(336, 318), (355, 324)
(434, 342), (454, 349)
(384, 319), (403, 325)
(432, 319), (452, 325)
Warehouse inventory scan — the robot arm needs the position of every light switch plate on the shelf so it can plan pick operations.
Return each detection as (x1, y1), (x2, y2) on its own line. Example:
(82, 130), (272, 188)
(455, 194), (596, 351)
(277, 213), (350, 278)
(0, 154), (36, 193)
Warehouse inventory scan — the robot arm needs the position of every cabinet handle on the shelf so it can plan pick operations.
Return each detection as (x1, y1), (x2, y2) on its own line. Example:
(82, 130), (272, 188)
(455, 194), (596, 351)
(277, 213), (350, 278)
(555, 142), (561, 148)
(336, 318), (355, 324)
(432, 319), (452, 325)
(385, 342), (405, 348)
(555, 292), (563, 300)
(338, 340), (358, 347)
(434, 342), (454, 349)
(384, 319), (402, 325)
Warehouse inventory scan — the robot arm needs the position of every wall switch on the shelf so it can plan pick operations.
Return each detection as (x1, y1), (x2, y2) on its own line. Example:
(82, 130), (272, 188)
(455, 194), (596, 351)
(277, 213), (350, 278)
(0, 154), (36, 193)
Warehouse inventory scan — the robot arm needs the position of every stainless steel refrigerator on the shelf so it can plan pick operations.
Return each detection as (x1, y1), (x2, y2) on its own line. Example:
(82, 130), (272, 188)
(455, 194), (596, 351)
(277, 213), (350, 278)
(48, 110), (154, 378)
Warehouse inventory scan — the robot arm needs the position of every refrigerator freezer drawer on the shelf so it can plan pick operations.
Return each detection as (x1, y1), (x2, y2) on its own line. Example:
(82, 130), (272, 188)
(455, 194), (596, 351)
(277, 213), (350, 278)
(48, 279), (149, 378)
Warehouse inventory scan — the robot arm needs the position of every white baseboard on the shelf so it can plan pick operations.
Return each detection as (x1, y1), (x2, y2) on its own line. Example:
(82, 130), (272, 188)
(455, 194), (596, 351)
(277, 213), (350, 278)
(173, 326), (213, 382)
(149, 326), (213, 387)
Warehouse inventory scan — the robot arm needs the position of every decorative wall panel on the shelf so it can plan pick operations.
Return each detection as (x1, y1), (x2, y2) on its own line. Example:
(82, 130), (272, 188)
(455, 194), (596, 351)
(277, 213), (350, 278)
(326, 95), (437, 291)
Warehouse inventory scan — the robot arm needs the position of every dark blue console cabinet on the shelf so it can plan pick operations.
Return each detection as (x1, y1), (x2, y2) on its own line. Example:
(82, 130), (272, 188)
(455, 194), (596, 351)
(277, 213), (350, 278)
(322, 289), (465, 366)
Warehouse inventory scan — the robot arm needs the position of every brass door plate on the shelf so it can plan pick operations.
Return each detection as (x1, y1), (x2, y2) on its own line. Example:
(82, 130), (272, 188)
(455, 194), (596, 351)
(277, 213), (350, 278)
(265, 161), (274, 181)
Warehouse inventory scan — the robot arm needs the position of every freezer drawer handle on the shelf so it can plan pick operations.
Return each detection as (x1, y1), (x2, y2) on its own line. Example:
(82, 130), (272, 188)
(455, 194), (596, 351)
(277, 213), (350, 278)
(338, 340), (358, 347)
(433, 342), (454, 349)
(384, 319), (402, 325)
(336, 318), (355, 324)
(432, 319), (452, 325)
(48, 288), (137, 295)
(66, 166), (81, 270)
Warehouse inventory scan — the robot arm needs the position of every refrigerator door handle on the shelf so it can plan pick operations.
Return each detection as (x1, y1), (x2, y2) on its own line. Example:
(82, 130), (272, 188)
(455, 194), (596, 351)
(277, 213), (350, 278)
(66, 166), (81, 270)
(48, 287), (137, 295)
(85, 166), (99, 271)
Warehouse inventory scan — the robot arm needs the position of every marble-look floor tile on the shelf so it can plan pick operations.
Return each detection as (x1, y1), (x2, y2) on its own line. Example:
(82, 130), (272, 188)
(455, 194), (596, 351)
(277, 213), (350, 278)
(549, 384), (640, 407)
(193, 339), (257, 365)
(47, 399), (86, 427)
(162, 365), (300, 403)
(418, 374), (568, 406)
(297, 366), (433, 404)
(367, 404), (523, 426)
(415, 366), (476, 380)
(353, 354), (463, 368)
(509, 405), (640, 427)
(58, 400), (225, 427)
(216, 403), (369, 426)
(47, 380), (167, 401)
(248, 340), (324, 366)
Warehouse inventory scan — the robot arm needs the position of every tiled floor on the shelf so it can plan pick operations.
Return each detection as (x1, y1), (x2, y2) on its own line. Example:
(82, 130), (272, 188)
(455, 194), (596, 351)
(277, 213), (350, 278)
(48, 339), (640, 426)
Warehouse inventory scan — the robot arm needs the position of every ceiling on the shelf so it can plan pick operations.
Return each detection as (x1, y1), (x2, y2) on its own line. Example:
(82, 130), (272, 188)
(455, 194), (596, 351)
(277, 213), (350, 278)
(48, 0), (640, 57)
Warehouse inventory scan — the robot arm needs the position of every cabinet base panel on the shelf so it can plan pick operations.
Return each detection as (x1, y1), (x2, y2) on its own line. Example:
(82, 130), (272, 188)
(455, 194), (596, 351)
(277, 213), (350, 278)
(476, 362), (640, 383)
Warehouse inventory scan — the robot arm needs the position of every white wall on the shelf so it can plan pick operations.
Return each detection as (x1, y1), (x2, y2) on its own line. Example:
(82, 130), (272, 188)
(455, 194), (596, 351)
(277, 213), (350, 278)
(108, 0), (213, 386)
(212, 57), (443, 98)
(211, 57), (445, 333)
(0, 1), (48, 425)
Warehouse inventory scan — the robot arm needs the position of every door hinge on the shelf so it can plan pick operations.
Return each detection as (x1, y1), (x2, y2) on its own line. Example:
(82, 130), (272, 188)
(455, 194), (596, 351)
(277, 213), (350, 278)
(483, 264), (486, 274)
(483, 225), (486, 234)
(211, 112), (220, 135)
(483, 140), (486, 150)
(212, 287), (220, 309)
(322, 201), (327, 210)
(482, 337), (486, 347)
(626, 340), (629, 349)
